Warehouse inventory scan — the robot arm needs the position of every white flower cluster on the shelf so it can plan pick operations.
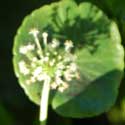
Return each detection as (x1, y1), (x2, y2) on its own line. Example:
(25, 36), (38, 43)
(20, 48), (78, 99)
(19, 44), (35, 54)
(18, 28), (80, 92)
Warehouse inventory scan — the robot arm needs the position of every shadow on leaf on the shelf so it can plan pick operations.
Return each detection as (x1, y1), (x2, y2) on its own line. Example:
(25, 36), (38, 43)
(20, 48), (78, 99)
(52, 70), (123, 118)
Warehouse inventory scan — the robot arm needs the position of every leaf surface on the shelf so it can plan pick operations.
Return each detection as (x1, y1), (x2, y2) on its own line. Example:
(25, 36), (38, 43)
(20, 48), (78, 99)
(13, 0), (124, 118)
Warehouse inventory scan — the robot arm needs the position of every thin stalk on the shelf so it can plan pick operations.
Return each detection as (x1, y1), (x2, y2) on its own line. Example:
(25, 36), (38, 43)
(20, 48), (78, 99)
(39, 76), (51, 125)
(29, 29), (43, 57)
(34, 35), (43, 59)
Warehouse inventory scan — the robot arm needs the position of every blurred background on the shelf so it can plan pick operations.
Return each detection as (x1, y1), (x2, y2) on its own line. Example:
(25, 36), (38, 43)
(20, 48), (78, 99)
(0, 0), (124, 125)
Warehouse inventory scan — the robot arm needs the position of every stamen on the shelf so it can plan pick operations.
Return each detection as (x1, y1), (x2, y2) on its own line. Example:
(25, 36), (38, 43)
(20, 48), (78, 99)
(29, 28), (39, 38)
(42, 32), (48, 46)
(29, 28), (43, 57)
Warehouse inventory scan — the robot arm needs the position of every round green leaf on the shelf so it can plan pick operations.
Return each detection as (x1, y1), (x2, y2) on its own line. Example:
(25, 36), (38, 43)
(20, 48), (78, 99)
(13, 0), (124, 118)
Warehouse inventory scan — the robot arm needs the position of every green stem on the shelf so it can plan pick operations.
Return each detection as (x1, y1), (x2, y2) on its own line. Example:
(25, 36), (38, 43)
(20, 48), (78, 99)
(39, 76), (50, 125)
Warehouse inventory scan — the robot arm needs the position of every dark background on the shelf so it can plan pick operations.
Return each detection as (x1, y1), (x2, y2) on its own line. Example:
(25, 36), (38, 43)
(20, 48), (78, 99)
(0, 0), (124, 125)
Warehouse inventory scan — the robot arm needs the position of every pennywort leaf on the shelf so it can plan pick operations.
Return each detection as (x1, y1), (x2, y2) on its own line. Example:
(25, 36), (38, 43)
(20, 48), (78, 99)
(13, 0), (124, 120)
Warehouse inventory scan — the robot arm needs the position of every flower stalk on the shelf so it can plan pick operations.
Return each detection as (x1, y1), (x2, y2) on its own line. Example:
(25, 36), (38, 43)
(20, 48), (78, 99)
(40, 76), (51, 125)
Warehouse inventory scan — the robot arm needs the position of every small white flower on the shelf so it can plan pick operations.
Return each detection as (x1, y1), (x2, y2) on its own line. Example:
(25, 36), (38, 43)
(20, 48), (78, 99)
(55, 77), (63, 85)
(31, 57), (38, 68)
(58, 86), (65, 93)
(18, 61), (30, 75)
(33, 66), (42, 77)
(43, 56), (49, 62)
(57, 62), (65, 70)
(51, 39), (60, 48)
(49, 59), (55, 66)
(26, 76), (36, 85)
(55, 70), (62, 77)
(29, 28), (39, 37)
(37, 73), (49, 82)
(19, 44), (35, 54)
(37, 74), (44, 81)
(58, 82), (69, 92)
(64, 40), (73, 52)
(27, 44), (35, 50)
(64, 69), (74, 81)
(19, 46), (28, 54)
(51, 82), (58, 89)
(69, 63), (77, 72)
(62, 82), (69, 89)
(58, 55), (62, 60)
(32, 57), (37, 62)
